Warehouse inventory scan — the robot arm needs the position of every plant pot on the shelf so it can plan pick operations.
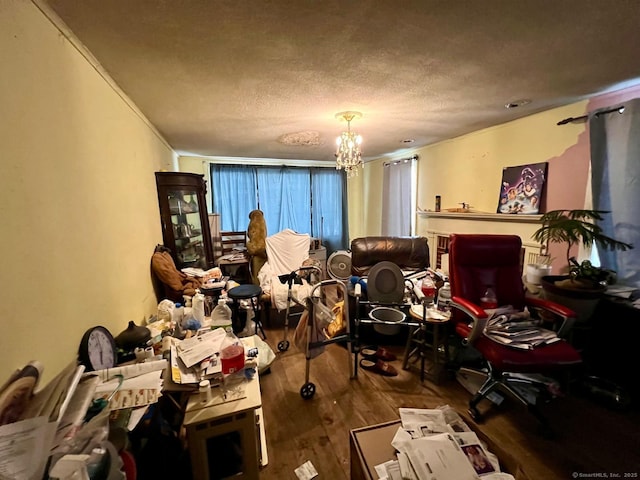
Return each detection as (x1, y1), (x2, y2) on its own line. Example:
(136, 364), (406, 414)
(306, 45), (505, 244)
(540, 275), (605, 323)
(525, 263), (552, 285)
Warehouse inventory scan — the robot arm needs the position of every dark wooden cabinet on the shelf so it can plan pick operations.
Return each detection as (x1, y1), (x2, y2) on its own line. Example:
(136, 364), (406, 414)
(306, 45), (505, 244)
(155, 172), (214, 269)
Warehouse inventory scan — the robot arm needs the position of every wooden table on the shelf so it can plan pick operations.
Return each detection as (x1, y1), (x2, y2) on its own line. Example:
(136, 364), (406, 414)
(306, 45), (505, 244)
(402, 304), (451, 383)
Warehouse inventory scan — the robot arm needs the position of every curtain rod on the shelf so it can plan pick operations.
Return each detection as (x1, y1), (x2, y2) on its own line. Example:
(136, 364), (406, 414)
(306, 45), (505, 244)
(384, 154), (419, 167)
(557, 105), (625, 125)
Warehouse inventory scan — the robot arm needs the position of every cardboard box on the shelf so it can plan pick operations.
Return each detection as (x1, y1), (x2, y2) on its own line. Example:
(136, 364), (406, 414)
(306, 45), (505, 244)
(350, 420), (399, 480)
(350, 418), (531, 480)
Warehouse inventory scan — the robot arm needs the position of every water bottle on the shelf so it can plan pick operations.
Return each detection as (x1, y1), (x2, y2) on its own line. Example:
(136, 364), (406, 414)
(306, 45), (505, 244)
(220, 327), (245, 375)
(212, 298), (232, 322)
(480, 285), (498, 309)
(436, 282), (452, 312)
(211, 298), (233, 330)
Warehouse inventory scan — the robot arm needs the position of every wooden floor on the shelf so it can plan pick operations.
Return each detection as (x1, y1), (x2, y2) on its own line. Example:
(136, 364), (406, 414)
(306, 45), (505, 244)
(257, 322), (640, 479)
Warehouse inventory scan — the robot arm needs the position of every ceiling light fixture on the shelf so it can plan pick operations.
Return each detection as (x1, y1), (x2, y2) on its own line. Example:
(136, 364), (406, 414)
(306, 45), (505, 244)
(335, 111), (363, 177)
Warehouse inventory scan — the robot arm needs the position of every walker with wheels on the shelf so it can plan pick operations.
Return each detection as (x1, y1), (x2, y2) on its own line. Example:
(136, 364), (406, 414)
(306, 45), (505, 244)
(276, 265), (322, 352)
(299, 279), (353, 399)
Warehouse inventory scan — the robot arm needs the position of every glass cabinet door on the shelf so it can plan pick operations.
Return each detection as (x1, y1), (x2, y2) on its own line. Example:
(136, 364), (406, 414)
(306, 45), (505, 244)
(155, 172), (214, 270)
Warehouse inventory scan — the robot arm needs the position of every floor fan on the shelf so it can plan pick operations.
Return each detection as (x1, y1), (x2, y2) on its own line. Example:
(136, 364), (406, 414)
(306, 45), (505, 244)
(327, 250), (352, 282)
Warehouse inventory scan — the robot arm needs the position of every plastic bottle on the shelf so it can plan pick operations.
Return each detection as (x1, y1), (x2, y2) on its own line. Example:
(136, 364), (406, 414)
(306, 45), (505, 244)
(199, 379), (212, 403)
(480, 285), (498, 309)
(211, 298), (231, 323)
(172, 302), (184, 328)
(183, 295), (193, 307)
(420, 276), (436, 305)
(314, 300), (334, 328)
(220, 327), (245, 375)
(86, 446), (108, 480)
(436, 282), (452, 312)
(192, 292), (205, 323)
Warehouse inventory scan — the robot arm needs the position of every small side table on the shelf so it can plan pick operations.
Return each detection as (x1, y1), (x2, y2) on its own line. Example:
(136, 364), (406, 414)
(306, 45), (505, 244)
(228, 284), (265, 339)
(402, 305), (451, 383)
(183, 337), (268, 479)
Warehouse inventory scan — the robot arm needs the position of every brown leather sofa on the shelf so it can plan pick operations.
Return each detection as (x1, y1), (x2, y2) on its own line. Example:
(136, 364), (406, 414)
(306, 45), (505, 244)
(350, 236), (430, 277)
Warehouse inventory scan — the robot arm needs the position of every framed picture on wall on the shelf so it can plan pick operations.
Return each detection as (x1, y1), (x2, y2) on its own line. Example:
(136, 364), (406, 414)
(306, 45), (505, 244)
(496, 162), (548, 214)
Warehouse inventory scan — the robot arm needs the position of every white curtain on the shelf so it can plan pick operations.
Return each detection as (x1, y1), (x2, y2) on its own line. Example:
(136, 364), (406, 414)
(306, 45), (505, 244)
(590, 98), (640, 289)
(381, 158), (414, 236)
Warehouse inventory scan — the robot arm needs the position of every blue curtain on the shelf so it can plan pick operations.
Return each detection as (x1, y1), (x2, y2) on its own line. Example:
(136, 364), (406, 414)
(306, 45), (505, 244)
(590, 98), (640, 289)
(211, 164), (257, 231)
(210, 164), (348, 252)
(311, 168), (348, 252)
(258, 166), (311, 235)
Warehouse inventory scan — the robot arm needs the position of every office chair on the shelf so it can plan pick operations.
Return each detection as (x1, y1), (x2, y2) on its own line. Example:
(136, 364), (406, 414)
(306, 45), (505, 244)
(448, 234), (582, 432)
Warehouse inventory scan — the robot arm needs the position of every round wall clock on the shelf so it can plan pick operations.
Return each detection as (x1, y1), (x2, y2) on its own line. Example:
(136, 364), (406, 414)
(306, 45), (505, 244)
(78, 326), (117, 371)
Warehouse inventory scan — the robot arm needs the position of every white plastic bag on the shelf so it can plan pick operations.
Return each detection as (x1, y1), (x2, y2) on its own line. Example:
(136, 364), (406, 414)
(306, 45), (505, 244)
(157, 299), (176, 323)
(252, 335), (276, 374)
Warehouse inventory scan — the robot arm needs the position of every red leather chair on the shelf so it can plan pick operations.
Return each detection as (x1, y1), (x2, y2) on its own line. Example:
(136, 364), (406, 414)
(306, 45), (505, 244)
(448, 234), (582, 431)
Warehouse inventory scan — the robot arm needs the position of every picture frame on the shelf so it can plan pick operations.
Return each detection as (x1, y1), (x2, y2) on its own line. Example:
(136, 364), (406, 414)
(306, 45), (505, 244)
(496, 162), (548, 214)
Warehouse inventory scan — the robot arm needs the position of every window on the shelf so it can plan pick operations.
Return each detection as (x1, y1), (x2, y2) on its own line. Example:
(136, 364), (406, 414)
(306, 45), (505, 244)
(210, 164), (348, 252)
(589, 99), (640, 289)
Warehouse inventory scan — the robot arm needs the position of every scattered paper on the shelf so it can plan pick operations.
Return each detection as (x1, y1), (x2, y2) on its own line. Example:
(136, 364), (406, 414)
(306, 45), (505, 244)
(0, 416), (56, 480)
(92, 358), (167, 382)
(177, 328), (226, 368)
(294, 460), (318, 480)
(93, 370), (163, 410)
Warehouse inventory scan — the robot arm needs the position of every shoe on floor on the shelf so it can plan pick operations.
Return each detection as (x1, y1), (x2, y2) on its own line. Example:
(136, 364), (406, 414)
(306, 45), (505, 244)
(359, 358), (398, 376)
(361, 346), (397, 362)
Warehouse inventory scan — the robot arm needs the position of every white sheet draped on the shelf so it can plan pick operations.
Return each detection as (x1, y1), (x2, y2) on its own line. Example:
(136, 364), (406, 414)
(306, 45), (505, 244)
(257, 229), (312, 311)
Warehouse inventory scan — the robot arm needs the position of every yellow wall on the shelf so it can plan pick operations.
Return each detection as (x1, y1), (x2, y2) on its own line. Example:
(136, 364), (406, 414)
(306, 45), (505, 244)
(414, 102), (590, 216)
(351, 88), (640, 267)
(352, 102), (590, 239)
(0, 2), (175, 384)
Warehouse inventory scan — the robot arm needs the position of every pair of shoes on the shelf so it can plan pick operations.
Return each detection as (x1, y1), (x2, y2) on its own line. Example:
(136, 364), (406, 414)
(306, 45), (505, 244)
(361, 345), (397, 362)
(359, 358), (398, 377)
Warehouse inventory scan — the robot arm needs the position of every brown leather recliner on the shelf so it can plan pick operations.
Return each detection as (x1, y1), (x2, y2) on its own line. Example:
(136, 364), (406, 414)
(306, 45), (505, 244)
(350, 236), (430, 277)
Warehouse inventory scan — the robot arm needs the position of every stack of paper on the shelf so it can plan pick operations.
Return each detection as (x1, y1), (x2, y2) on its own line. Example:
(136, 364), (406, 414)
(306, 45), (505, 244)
(373, 405), (515, 480)
(0, 360), (85, 480)
(483, 306), (560, 350)
(169, 327), (230, 385)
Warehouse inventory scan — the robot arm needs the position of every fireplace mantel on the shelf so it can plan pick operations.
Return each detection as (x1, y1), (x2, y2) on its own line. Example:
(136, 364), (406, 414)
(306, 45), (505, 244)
(417, 210), (542, 223)
(416, 211), (543, 268)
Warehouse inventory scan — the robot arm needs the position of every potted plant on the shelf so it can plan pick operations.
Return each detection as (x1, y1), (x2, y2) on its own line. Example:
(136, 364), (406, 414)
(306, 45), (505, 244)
(531, 209), (633, 320)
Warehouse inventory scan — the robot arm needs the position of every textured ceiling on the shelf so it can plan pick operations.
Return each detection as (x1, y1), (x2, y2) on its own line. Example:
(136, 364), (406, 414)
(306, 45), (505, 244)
(42, 0), (640, 163)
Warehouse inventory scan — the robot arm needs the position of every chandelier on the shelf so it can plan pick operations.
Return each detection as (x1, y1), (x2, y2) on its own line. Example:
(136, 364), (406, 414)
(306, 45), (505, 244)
(335, 111), (363, 177)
